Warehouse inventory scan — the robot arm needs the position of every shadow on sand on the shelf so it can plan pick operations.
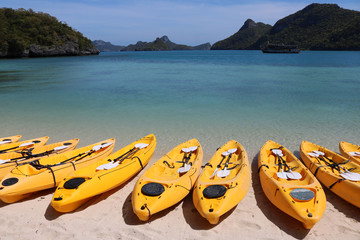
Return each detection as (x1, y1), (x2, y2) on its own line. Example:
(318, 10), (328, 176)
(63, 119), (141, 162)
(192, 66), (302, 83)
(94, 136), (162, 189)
(181, 191), (237, 230)
(0, 188), (55, 208)
(252, 152), (311, 239)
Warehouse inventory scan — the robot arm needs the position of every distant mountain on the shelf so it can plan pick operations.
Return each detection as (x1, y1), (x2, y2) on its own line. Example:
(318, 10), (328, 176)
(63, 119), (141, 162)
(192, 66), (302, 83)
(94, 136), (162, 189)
(211, 19), (272, 50)
(92, 40), (124, 52)
(254, 3), (360, 50)
(0, 8), (99, 58)
(121, 35), (211, 51)
(212, 4), (360, 51)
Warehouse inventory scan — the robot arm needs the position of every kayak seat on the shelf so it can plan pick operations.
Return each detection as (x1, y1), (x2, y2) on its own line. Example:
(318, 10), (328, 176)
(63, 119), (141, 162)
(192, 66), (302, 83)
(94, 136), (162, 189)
(141, 182), (165, 196)
(203, 185), (227, 199)
(290, 188), (315, 201)
(63, 178), (86, 189)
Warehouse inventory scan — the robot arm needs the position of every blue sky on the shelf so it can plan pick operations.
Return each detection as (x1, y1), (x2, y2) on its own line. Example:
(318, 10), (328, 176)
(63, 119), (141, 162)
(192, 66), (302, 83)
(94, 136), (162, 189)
(2, 0), (360, 45)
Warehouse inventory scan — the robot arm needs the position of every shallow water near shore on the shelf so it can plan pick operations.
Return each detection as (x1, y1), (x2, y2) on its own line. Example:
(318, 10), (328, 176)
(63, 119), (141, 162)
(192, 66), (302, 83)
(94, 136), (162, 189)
(0, 50), (359, 161)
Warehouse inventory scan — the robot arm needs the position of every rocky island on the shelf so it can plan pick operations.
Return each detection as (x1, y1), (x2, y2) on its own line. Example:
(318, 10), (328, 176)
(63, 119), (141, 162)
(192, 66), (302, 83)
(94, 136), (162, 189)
(212, 3), (360, 51)
(92, 40), (125, 52)
(211, 19), (271, 50)
(121, 36), (211, 51)
(0, 8), (99, 58)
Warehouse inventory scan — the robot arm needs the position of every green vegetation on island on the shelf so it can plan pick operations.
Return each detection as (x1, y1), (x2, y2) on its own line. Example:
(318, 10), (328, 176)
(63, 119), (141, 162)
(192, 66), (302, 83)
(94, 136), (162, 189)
(212, 4), (360, 51)
(0, 8), (99, 58)
(211, 19), (271, 50)
(121, 36), (211, 51)
(92, 40), (125, 52)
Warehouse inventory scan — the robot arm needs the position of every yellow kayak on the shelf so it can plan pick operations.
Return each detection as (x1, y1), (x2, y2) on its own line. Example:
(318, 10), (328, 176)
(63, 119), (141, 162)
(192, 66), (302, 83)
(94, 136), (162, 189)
(193, 140), (250, 224)
(300, 141), (360, 208)
(259, 140), (326, 229)
(132, 139), (203, 221)
(51, 134), (156, 212)
(0, 138), (115, 203)
(0, 136), (49, 154)
(0, 135), (22, 145)
(0, 138), (79, 179)
(339, 141), (360, 165)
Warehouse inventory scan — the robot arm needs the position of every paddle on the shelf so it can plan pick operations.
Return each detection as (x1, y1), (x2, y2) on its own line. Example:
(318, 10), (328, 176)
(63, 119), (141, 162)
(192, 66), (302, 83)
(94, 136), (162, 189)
(177, 146), (198, 174)
(210, 151), (230, 178)
(0, 141), (36, 154)
(0, 145), (71, 165)
(58, 142), (113, 165)
(271, 149), (302, 180)
(217, 148), (237, 178)
(313, 150), (360, 181)
(96, 143), (149, 170)
(0, 139), (12, 145)
(209, 151), (230, 178)
(308, 151), (360, 181)
(349, 151), (360, 157)
(272, 149), (288, 179)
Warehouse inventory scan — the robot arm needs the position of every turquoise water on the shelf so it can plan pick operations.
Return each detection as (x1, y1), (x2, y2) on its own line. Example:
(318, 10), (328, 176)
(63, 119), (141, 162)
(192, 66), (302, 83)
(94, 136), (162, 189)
(0, 51), (360, 160)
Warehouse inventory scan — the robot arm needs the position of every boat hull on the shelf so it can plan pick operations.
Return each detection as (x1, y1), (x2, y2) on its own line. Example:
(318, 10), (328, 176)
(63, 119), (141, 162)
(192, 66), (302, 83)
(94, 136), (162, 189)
(259, 140), (326, 229)
(193, 140), (250, 224)
(339, 141), (360, 165)
(132, 139), (203, 221)
(0, 139), (115, 203)
(0, 138), (79, 179)
(300, 141), (360, 208)
(51, 134), (156, 212)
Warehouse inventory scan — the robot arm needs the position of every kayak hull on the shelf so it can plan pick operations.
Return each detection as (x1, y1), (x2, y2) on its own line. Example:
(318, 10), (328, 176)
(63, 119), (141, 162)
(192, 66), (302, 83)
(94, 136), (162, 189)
(0, 138), (79, 179)
(51, 134), (156, 212)
(300, 141), (360, 208)
(339, 141), (360, 165)
(132, 139), (203, 221)
(0, 139), (115, 203)
(193, 140), (250, 224)
(259, 140), (326, 229)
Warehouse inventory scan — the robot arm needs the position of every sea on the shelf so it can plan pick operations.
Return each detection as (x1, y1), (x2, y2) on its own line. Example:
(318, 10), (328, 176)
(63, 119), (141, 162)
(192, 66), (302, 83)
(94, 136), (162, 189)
(1, 50), (359, 161)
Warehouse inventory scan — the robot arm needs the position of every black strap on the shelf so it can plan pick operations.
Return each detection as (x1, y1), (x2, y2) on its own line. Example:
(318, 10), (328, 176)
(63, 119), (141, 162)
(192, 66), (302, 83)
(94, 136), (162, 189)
(113, 147), (136, 161)
(338, 160), (350, 165)
(227, 164), (240, 170)
(258, 164), (269, 173)
(133, 156), (144, 169)
(142, 204), (151, 221)
(329, 178), (344, 189)
(5, 149), (54, 163)
(28, 150), (96, 170)
(60, 151), (94, 164)
(163, 160), (174, 168)
(47, 166), (57, 187)
(0, 146), (18, 153)
(314, 165), (325, 177)
(201, 163), (212, 168)
(70, 161), (76, 170)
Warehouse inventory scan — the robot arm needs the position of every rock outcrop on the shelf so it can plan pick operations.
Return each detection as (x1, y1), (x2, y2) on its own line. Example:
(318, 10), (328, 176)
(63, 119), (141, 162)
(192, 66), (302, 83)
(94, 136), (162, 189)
(211, 4), (360, 50)
(211, 19), (271, 50)
(121, 35), (211, 51)
(92, 40), (124, 52)
(0, 8), (99, 58)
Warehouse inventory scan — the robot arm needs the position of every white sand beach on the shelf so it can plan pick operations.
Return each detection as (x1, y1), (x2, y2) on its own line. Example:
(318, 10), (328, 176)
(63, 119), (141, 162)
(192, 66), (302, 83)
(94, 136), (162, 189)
(1, 146), (359, 240)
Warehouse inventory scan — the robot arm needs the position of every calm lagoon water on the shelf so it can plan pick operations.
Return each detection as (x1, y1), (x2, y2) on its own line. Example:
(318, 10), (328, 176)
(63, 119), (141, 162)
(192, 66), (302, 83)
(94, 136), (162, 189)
(0, 50), (359, 161)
